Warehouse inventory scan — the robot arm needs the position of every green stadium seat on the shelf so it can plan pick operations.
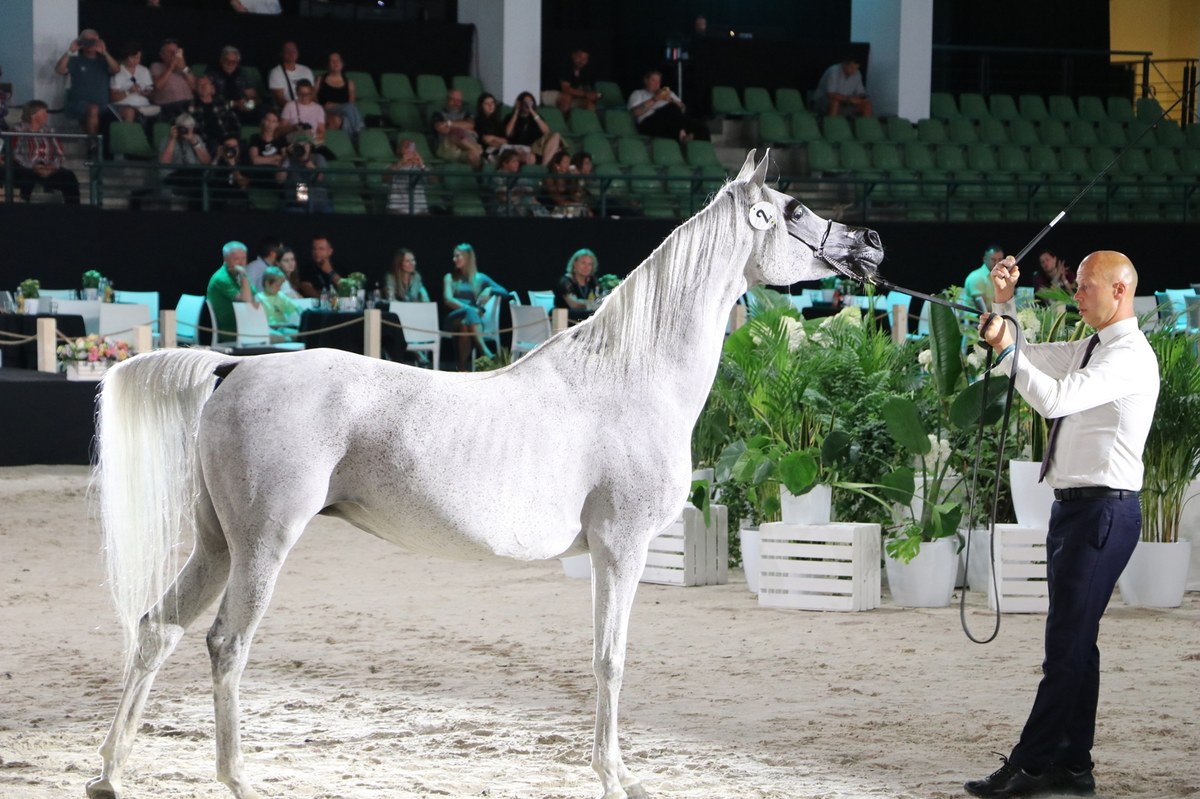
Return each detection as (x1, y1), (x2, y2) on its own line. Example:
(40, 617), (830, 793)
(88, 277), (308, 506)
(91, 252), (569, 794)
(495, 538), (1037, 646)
(347, 71), (380, 102)
(917, 118), (947, 144)
(1107, 96), (1134, 124)
(248, 188), (280, 211)
(594, 80), (626, 109)
(1067, 119), (1099, 147)
(108, 121), (156, 160)
(535, 105), (569, 136)
(930, 92), (958, 119)
(775, 87), (807, 114)
(387, 101), (425, 131)
(1008, 119), (1039, 148)
(959, 93), (990, 120)
(757, 112), (798, 146)
(839, 141), (872, 173)
(415, 74), (448, 107)
(651, 138), (686, 166)
(594, 161), (630, 195)
(1028, 145), (1060, 175)
(1152, 119), (1185, 147)
(697, 163), (728, 194)
(604, 109), (639, 138)
(451, 75), (483, 106)
(568, 108), (603, 137)
(884, 116), (917, 143)
(790, 112), (823, 143)
(685, 139), (722, 168)
(1018, 94), (1049, 123)
(977, 117), (1008, 146)
(357, 129), (395, 162)
(1048, 95), (1077, 122)
(942, 144), (984, 200)
(240, 66), (267, 98)
(822, 115), (853, 143)
(870, 142), (903, 171)
(616, 136), (650, 166)
(989, 94), (1019, 122)
(1136, 96), (1164, 122)
(1096, 121), (1127, 147)
(333, 193), (368, 214)
(743, 87), (775, 114)
(805, 141), (839, 173)
(948, 117), (980, 145)
(903, 142), (935, 172)
(854, 116), (886, 144)
(381, 73), (417, 102)
(1075, 96), (1107, 123)
(1059, 146), (1090, 174)
(322, 129), (360, 162)
(1038, 120), (1069, 148)
(581, 132), (616, 165)
(711, 85), (748, 116)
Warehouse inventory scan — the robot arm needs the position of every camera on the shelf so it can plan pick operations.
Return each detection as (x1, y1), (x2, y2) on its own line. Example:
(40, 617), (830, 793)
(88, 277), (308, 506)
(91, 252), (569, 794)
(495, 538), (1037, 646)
(78, 37), (98, 48)
(220, 144), (239, 160)
(289, 142), (310, 160)
(175, 125), (190, 136)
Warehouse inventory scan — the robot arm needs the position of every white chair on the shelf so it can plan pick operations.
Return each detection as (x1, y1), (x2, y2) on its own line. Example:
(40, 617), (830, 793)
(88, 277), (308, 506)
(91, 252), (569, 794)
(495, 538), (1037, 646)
(232, 302), (304, 350)
(175, 294), (205, 345)
(205, 300), (222, 346)
(481, 294), (502, 354)
(527, 290), (556, 313)
(907, 299), (932, 340)
(1132, 295), (1160, 331)
(510, 303), (550, 358)
(389, 300), (441, 371)
(116, 290), (160, 334)
(99, 303), (152, 346)
(1186, 295), (1200, 333)
(53, 299), (103, 334)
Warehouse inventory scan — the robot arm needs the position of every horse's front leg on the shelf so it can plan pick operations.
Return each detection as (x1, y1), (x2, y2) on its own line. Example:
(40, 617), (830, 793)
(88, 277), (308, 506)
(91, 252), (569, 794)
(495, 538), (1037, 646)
(589, 534), (652, 799)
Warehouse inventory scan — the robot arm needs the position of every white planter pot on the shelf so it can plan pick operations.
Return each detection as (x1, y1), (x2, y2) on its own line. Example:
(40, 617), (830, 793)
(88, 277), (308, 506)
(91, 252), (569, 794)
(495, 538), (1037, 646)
(780, 484), (832, 525)
(65, 361), (108, 381)
(1180, 477), (1200, 592)
(909, 471), (963, 524)
(560, 553), (592, 580)
(740, 526), (762, 594)
(960, 527), (992, 591)
(1118, 540), (1192, 608)
(884, 536), (959, 607)
(1010, 460), (1054, 530)
(84, 288), (98, 300)
(24, 298), (39, 315)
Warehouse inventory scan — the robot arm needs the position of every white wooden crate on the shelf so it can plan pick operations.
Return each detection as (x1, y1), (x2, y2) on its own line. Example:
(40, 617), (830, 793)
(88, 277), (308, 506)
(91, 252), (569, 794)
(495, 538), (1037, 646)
(987, 524), (1049, 613)
(640, 505), (729, 587)
(757, 522), (881, 611)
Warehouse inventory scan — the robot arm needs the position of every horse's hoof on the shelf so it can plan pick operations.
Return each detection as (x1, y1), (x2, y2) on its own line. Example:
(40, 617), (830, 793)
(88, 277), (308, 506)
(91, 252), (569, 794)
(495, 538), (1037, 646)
(86, 776), (120, 799)
(623, 781), (650, 799)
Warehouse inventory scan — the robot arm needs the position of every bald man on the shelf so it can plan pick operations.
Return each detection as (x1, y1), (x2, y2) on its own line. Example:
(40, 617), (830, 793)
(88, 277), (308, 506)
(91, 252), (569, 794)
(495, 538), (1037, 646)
(965, 251), (1159, 798)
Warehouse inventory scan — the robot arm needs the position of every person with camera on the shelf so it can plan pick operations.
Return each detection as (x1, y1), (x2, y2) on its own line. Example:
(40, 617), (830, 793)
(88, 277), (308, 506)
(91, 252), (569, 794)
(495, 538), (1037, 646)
(206, 134), (250, 210)
(276, 131), (331, 213)
(54, 29), (119, 141)
(109, 43), (155, 124)
(280, 79), (326, 145)
(385, 138), (429, 215)
(503, 90), (562, 166)
(150, 39), (197, 123)
(190, 75), (241, 150)
(627, 69), (706, 142)
(159, 111), (210, 207)
(210, 46), (259, 125)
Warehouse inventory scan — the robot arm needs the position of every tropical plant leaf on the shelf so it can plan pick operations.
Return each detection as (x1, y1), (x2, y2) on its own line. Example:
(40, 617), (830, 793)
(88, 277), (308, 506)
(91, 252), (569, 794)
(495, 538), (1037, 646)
(882, 396), (932, 454)
(821, 429), (852, 466)
(950, 375), (1011, 429)
(928, 301), (963, 397)
(880, 466), (915, 504)
(733, 449), (774, 486)
(714, 440), (747, 484)
(778, 450), (819, 496)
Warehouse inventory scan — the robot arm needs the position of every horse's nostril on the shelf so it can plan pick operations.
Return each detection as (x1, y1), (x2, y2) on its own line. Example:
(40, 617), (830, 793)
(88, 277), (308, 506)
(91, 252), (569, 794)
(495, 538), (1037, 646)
(866, 230), (881, 248)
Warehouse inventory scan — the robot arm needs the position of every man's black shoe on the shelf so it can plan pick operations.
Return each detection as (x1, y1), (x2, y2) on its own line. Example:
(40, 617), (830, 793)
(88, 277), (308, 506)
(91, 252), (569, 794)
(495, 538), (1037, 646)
(1049, 764), (1096, 795)
(964, 755), (1057, 798)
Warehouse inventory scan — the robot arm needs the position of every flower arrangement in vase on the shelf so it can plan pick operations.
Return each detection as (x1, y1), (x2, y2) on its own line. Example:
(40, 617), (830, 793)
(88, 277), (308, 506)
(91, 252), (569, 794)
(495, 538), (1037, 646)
(58, 334), (132, 380)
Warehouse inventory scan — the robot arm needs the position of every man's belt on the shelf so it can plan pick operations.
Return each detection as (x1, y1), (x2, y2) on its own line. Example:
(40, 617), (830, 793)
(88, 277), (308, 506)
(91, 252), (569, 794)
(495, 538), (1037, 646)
(1053, 487), (1138, 502)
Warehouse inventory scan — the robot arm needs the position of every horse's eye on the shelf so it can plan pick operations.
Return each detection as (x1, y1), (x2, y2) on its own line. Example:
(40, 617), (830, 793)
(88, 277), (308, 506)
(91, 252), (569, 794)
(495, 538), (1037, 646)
(785, 199), (804, 220)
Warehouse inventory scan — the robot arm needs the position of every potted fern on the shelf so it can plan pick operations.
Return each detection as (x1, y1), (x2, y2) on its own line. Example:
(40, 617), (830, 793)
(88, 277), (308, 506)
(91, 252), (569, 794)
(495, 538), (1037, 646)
(1118, 330), (1200, 607)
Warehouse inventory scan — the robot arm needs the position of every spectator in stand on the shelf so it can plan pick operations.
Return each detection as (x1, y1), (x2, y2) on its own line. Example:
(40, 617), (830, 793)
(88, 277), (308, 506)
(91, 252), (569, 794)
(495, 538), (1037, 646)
(205, 240), (258, 343)
(627, 69), (707, 142)
(257, 266), (300, 338)
(316, 52), (366, 139)
(443, 242), (501, 370)
(268, 41), (314, 109)
(1034, 248), (1077, 296)
(7, 100), (81, 205)
(109, 42), (155, 124)
(54, 29), (119, 141)
(205, 133), (251, 209)
(504, 91), (562, 166)
(159, 111), (210, 207)
(543, 150), (590, 217)
(813, 56), (873, 118)
(475, 93), (509, 163)
(209, 46), (259, 125)
(554, 248), (601, 320)
(299, 234), (342, 299)
(245, 237), (282, 293)
(386, 248), (430, 302)
(190, 74), (240, 149)
(279, 79), (326, 144)
(964, 244), (1005, 310)
(276, 131), (331, 213)
(150, 39), (197, 122)
(231, 0), (282, 13)
(431, 88), (482, 168)
(385, 137), (429, 215)
(247, 109), (286, 187)
(275, 246), (304, 298)
(556, 47), (601, 116)
(492, 148), (543, 216)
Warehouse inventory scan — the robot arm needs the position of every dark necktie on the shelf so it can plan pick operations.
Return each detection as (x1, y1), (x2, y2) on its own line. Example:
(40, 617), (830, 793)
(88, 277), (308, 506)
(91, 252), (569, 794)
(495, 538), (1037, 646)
(1039, 334), (1101, 483)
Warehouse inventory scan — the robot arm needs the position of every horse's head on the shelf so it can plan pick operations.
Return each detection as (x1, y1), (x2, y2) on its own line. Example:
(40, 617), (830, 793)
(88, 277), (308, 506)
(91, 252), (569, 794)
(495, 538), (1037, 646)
(731, 150), (884, 288)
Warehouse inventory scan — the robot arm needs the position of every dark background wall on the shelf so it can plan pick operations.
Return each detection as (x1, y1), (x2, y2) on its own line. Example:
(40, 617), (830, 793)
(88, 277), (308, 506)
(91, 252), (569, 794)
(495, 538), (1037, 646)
(3, 204), (1195, 314)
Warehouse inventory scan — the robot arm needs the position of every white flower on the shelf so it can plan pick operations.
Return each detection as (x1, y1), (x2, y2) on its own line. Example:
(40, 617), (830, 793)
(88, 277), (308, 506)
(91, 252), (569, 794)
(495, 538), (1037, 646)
(780, 315), (807, 351)
(917, 349), (933, 368)
(965, 345), (989, 371)
(1016, 308), (1041, 343)
(920, 434), (952, 473)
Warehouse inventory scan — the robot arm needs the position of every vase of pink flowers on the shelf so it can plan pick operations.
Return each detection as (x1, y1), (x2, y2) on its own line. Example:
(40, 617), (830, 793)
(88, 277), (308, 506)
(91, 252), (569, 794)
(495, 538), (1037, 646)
(57, 335), (132, 381)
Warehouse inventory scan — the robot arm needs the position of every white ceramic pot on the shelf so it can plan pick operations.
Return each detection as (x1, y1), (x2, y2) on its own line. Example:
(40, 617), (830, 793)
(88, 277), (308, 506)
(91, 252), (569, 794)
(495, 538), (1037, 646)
(1009, 460), (1054, 530)
(84, 288), (99, 300)
(24, 298), (39, 315)
(1118, 540), (1192, 608)
(740, 526), (762, 594)
(884, 536), (959, 607)
(780, 484), (832, 525)
(960, 527), (992, 591)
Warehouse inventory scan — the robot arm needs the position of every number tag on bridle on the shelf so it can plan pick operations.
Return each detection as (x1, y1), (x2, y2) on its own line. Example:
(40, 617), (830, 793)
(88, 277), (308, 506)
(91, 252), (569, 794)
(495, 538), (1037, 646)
(748, 201), (777, 230)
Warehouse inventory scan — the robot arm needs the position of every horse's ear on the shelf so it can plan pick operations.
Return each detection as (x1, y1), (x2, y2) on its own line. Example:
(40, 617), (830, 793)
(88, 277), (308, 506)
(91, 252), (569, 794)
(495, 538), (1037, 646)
(735, 149), (759, 182)
(751, 148), (770, 188)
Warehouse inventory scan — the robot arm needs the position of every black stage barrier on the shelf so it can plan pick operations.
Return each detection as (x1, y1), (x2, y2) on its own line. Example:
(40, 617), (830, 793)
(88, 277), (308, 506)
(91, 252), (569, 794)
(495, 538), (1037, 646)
(0, 315), (87, 370)
(0, 370), (98, 466)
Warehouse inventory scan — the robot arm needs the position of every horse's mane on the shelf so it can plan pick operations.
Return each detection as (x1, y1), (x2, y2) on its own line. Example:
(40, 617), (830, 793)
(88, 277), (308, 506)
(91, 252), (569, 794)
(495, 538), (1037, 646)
(552, 178), (751, 370)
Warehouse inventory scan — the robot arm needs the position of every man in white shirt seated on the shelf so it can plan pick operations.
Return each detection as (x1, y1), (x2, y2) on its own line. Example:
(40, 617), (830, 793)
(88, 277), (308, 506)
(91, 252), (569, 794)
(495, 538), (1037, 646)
(268, 41), (315, 109)
(813, 56), (873, 118)
(967, 251), (1159, 799)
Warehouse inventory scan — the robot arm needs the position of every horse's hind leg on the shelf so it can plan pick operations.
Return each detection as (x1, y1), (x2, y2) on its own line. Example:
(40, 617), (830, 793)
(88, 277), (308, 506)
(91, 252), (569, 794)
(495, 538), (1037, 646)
(88, 515), (231, 799)
(206, 521), (307, 799)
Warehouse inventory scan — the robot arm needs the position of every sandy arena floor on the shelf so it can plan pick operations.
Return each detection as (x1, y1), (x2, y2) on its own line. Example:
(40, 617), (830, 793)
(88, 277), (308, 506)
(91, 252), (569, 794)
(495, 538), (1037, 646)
(1, 466), (1197, 799)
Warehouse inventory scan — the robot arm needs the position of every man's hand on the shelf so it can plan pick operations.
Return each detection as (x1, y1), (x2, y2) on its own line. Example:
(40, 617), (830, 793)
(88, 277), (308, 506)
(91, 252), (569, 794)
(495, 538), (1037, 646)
(978, 312), (1013, 352)
(991, 255), (1020, 303)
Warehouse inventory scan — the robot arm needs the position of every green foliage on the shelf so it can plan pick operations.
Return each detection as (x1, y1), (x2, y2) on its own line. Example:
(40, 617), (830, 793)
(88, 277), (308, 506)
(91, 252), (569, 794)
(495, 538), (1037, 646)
(82, 270), (104, 289)
(18, 278), (40, 299)
(1141, 331), (1200, 543)
(472, 347), (513, 372)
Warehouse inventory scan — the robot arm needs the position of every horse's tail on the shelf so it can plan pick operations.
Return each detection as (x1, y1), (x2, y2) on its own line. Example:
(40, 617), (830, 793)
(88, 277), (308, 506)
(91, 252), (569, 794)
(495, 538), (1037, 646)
(94, 348), (233, 675)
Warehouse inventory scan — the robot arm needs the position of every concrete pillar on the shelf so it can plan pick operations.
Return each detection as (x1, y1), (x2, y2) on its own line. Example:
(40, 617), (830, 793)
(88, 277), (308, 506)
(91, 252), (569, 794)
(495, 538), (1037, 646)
(0, 0), (78, 112)
(457, 0), (541, 106)
(36, 317), (57, 373)
(363, 307), (382, 358)
(851, 0), (933, 122)
(159, 310), (177, 348)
